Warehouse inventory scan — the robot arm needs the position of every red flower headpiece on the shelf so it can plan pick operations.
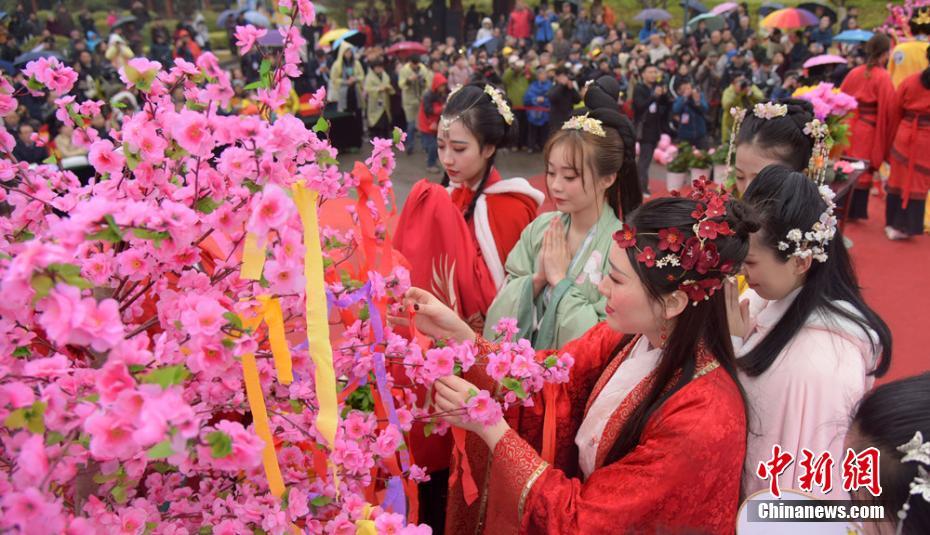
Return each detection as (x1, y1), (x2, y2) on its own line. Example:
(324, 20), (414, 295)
(613, 178), (737, 303)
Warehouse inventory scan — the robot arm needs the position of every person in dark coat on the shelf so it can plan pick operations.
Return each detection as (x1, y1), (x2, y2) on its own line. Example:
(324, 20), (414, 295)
(633, 64), (670, 195)
(547, 66), (581, 132)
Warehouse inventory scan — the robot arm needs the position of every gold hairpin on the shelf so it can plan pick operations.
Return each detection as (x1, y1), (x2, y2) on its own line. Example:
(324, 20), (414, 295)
(562, 113), (606, 137)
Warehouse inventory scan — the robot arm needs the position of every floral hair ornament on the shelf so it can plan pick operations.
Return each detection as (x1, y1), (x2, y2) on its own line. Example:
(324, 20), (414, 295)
(777, 183), (837, 263)
(803, 118), (831, 185)
(562, 113), (606, 137)
(752, 102), (788, 120)
(723, 106), (748, 186)
(894, 431), (930, 535)
(613, 178), (738, 304)
(484, 84), (514, 125)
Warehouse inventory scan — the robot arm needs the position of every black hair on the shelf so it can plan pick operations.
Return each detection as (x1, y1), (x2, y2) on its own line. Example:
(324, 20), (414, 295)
(735, 98), (815, 172)
(439, 83), (518, 220)
(605, 194), (759, 464)
(740, 165), (892, 377)
(851, 372), (930, 534)
(588, 76), (644, 216)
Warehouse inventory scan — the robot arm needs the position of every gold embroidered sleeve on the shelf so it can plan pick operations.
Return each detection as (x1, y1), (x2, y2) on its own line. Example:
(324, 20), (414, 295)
(483, 429), (549, 532)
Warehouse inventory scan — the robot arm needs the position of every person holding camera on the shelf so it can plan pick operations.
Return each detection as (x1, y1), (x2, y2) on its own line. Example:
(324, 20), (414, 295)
(547, 66), (582, 132)
(721, 75), (763, 143)
(633, 64), (670, 195)
(672, 80), (709, 149)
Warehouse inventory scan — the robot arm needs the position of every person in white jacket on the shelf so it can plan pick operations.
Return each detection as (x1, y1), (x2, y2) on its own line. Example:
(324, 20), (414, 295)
(729, 165), (893, 501)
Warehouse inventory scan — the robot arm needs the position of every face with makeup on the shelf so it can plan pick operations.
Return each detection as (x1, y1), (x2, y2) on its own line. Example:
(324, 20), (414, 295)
(597, 244), (687, 345)
(437, 118), (495, 187)
(732, 142), (790, 196)
(545, 140), (613, 217)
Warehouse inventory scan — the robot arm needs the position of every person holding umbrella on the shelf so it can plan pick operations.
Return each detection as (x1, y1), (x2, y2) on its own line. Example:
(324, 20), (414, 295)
(328, 41), (365, 151)
(364, 58), (394, 141)
(399, 54), (432, 156)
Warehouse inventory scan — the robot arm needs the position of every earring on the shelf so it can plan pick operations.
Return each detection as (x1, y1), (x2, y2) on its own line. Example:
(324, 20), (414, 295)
(659, 321), (669, 349)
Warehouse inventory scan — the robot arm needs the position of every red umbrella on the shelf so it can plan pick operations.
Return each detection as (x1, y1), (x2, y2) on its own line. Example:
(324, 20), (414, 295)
(760, 7), (819, 29)
(386, 41), (428, 58)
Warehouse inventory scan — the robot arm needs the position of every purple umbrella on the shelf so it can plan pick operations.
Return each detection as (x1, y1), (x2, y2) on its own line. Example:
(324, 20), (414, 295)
(803, 54), (847, 69)
(711, 2), (738, 15)
(258, 31), (285, 47)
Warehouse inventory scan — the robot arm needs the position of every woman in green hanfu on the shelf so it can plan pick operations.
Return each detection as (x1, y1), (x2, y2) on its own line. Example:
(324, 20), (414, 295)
(484, 77), (643, 349)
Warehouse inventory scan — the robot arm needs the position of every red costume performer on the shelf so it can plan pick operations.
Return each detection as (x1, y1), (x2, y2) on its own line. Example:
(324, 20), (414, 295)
(884, 70), (930, 236)
(445, 324), (746, 535)
(841, 62), (896, 219)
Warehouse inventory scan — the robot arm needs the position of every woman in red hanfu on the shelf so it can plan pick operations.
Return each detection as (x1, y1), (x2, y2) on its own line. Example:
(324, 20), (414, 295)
(393, 83), (543, 530)
(840, 33), (896, 220)
(394, 83), (544, 331)
(883, 45), (930, 240)
(405, 180), (754, 534)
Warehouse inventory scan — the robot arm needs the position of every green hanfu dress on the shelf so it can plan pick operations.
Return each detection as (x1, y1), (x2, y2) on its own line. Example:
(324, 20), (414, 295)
(483, 206), (621, 349)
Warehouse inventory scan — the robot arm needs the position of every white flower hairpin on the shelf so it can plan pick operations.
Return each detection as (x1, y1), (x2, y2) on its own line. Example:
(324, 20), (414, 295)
(753, 102), (788, 120)
(895, 431), (930, 535)
(484, 85), (514, 125)
(777, 184), (837, 263)
(562, 113), (606, 137)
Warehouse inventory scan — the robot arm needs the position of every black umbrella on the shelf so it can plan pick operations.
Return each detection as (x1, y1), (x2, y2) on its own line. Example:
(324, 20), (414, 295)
(13, 51), (64, 67)
(798, 1), (837, 23)
(111, 15), (138, 31)
(759, 3), (785, 18)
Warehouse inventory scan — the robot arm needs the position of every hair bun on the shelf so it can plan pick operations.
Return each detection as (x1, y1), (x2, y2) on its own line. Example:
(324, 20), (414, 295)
(726, 199), (762, 238)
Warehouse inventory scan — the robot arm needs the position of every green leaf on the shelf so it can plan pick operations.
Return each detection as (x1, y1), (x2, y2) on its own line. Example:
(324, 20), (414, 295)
(43, 154), (58, 165)
(13, 229), (35, 242)
(194, 197), (221, 214)
(144, 522), (157, 535)
(278, 5), (291, 15)
(150, 462), (177, 474)
(392, 127), (402, 145)
(111, 484), (127, 503)
(288, 399), (304, 414)
(259, 59), (272, 87)
(87, 227), (123, 243)
(223, 312), (243, 330)
(129, 364), (147, 373)
(12, 346), (30, 358)
(221, 338), (235, 349)
(543, 356), (558, 368)
(312, 117), (330, 134)
(104, 214), (124, 239)
(206, 430), (233, 458)
(125, 149), (141, 171)
(198, 526), (214, 535)
(4, 408), (26, 430)
(31, 274), (54, 302)
(46, 431), (65, 445)
(132, 228), (170, 244)
(141, 365), (190, 388)
(112, 100), (127, 109)
(501, 378), (528, 400)
(310, 495), (332, 507)
(242, 179), (262, 194)
(358, 304), (370, 321)
(243, 80), (264, 91)
(147, 439), (175, 459)
(48, 263), (81, 277)
(423, 420), (436, 437)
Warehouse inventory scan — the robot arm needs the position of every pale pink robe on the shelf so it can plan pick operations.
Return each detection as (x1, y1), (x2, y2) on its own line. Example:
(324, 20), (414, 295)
(735, 288), (879, 500)
(575, 335), (662, 480)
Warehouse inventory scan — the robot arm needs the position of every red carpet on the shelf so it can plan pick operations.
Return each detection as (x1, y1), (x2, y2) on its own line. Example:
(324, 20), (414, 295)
(527, 175), (929, 384)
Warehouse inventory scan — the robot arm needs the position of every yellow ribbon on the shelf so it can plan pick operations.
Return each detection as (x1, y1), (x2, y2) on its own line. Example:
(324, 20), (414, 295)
(355, 504), (377, 534)
(241, 231), (267, 281)
(292, 183), (338, 449)
(258, 295), (294, 385)
(239, 312), (286, 498)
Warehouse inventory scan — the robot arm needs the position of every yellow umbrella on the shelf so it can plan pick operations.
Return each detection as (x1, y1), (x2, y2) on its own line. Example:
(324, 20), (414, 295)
(319, 28), (349, 46)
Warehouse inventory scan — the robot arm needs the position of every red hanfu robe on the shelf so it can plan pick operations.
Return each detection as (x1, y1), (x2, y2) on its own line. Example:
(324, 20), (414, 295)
(840, 64), (896, 189)
(885, 73), (930, 207)
(446, 323), (747, 535)
(393, 168), (542, 473)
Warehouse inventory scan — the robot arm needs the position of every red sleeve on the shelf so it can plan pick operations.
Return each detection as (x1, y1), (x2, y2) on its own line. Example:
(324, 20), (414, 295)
(884, 78), (909, 162)
(874, 69), (900, 168)
(485, 192), (539, 267)
(484, 369), (746, 535)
